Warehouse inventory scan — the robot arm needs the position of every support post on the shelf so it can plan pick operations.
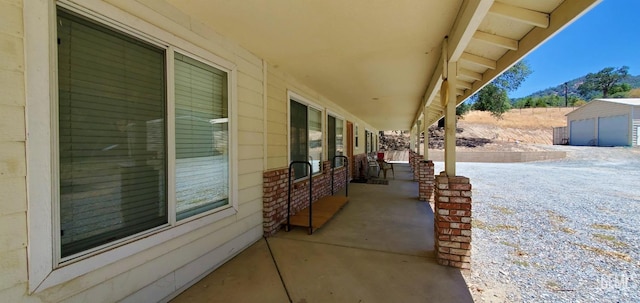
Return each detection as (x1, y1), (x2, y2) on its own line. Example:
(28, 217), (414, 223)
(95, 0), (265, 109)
(444, 61), (458, 177)
(416, 119), (422, 157)
(409, 125), (415, 151)
(423, 106), (429, 160)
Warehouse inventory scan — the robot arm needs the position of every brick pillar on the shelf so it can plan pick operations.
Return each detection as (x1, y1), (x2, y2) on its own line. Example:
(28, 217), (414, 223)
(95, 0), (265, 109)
(434, 173), (472, 269)
(408, 150), (414, 172)
(412, 154), (420, 181)
(418, 160), (435, 201)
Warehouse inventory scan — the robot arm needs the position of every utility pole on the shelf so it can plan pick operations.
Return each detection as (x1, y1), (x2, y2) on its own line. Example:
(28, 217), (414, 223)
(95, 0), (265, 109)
(564, 82), (568, 107)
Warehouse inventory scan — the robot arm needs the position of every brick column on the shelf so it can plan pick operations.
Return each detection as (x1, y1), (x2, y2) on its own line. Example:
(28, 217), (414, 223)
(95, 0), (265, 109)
(434, 173), (472, 269)
(408, 150), (414, 172)
(412, 154), (420, 181)
(418, 160), (434, 201)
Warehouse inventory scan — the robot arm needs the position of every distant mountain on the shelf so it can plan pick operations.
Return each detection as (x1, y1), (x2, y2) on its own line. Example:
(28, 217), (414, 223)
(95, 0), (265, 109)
(518, 74), (640, 100)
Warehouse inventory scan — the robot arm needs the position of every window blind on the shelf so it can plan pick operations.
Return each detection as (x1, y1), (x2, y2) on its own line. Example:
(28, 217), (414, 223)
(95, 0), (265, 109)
(328, 115), (344, 167)
(308, 108), (322, 174)
(57, 10), (167, 258)
(290, 100), (308, 178)
(174, 54), (229, 220)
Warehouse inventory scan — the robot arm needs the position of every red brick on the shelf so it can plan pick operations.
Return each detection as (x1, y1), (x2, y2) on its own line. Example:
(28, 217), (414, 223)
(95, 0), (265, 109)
(451, 236), (471, 243)
(450, 183), (472, 191)
(452, 210), (471, 216)
(440, 190), (462, 197)
(440, 216), (461, 223)
(458, 204), (472, 211)
(450, 248), (471, 256)
(438, 235), (451, 241)
(450, 197), (471, 203)
(438, 202), (454, 209)
(437, 222), (450, 228)
(438, 253), (461, 261)
(449, 177), (469, 184)
(438, 241), (461, 248)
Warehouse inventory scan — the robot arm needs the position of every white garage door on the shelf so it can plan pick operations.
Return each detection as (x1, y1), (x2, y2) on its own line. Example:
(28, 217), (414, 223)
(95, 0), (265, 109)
(570, 118), (596, 146)
(598, 115), (629, 146)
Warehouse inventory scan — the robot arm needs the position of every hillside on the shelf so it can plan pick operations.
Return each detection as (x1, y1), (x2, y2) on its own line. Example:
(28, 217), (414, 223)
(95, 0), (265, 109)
(457, 107), (573, 145)
(379, 108), (574, 154)
(518, 74), (640, 100)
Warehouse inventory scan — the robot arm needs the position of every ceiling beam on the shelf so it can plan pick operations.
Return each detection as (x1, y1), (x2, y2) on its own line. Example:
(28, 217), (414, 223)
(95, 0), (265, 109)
(413, 0), (493, 127)
(461, 0), (602, 103)
(489, 2), (549, 28)
(460, 52), (496, 69)
(456, 80), (473, 90)
(459, 68), (482, 81)
(447, 0), (495, 62)
(472, 30), (518, 50)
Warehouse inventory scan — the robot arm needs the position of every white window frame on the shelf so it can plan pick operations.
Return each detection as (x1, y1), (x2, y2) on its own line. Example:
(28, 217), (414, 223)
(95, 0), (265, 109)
(25, 0), (238, 292)
(287, 90), (324, 180)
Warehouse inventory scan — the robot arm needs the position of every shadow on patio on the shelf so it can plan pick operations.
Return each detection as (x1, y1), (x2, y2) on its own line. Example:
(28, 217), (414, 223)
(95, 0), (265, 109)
(171, 164), (472, 303)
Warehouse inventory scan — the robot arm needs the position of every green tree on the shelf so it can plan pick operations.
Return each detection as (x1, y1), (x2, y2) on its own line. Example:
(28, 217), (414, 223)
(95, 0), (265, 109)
(472, 84), (510, 116)
(471, 61), (532, 118)
(577, 66), (629, 99)
(456, 100), (472, 118)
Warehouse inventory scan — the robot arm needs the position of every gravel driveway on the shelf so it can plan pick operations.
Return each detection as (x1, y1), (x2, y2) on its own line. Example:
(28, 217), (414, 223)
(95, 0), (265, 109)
(435, 146), (640, 303)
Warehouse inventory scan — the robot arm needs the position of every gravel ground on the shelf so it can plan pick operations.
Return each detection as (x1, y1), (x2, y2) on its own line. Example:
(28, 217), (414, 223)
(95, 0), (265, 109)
(435, 146), (640, 303)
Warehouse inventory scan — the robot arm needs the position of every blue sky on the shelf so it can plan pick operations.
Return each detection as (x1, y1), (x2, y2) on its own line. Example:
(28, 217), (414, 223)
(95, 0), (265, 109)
(510, 0), (640, 98)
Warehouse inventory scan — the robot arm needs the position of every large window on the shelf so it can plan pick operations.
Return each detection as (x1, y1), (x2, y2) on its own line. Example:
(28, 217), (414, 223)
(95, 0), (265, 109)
(327, 115), (344, 167)
(56, 9), (231, 260)
(290, 98), (322, 179)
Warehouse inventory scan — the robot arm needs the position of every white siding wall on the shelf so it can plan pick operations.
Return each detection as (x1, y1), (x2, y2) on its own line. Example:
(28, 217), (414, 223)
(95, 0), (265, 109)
(3, 0), (267, 301)
(0, 0), (28, 300)
(266, 64), (377, 170)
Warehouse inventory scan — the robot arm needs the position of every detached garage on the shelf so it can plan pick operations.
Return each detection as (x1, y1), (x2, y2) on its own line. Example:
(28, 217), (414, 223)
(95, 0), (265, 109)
(567, 99), (640, 147)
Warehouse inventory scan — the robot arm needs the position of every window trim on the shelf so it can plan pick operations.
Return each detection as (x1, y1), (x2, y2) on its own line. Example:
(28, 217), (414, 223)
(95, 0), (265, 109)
(26, 0), (238, 292)
(355, 124), (359, 148)
(287, 90), (323, 180)
(327, 111), (345, 167)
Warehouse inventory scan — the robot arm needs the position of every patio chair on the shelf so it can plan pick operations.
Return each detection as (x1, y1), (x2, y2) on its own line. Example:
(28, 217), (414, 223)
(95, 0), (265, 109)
(377, 159), (394, 179)
(367, 156), (380, 178)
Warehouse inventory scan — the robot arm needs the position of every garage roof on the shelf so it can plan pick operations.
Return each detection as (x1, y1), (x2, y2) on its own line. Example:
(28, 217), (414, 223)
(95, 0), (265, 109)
(595, 98), (640, 106)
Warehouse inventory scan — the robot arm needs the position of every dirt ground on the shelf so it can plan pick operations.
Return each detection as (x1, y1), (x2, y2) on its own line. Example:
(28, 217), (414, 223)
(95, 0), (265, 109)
(425, 108), (576, 152)
(457, 107), (574, 146)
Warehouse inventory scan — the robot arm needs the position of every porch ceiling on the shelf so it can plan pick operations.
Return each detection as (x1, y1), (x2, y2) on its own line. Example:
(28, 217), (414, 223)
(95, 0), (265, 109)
(166, 0), (601, 130)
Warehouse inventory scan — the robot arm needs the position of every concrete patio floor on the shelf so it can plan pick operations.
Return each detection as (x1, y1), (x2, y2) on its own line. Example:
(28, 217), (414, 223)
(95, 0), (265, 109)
(171, 164), (473, 303)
